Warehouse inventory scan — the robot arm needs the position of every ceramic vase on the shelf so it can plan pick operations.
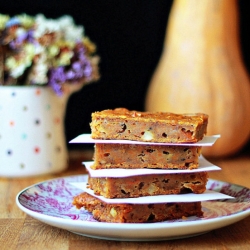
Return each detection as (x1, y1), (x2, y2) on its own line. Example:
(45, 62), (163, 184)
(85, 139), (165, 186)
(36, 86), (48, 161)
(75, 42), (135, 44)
(0, 86), (70, 177)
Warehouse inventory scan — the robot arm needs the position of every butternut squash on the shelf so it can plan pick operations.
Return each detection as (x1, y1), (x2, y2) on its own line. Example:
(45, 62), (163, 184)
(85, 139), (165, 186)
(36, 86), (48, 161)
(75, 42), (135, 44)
(145, 0), (250, 157)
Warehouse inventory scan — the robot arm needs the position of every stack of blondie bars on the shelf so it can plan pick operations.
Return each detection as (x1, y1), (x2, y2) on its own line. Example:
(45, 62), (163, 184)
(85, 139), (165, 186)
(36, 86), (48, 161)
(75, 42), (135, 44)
(73, 108), (212, 223)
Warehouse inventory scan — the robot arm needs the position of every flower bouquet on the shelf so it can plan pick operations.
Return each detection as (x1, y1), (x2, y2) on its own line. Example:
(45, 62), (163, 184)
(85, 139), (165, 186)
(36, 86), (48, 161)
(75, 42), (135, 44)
(0, 13), (100, 95)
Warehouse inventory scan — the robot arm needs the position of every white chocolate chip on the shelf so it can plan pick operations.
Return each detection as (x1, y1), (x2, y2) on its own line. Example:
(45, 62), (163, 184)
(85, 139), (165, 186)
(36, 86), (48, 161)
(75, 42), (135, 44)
(142, 131), (154, 141)
(110, 207), (117, 217)
(148, 183), (157, 195)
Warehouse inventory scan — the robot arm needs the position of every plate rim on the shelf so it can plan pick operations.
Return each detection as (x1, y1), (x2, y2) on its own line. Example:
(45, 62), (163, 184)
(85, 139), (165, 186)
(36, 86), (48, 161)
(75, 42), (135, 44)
(15, 175), (250, 241)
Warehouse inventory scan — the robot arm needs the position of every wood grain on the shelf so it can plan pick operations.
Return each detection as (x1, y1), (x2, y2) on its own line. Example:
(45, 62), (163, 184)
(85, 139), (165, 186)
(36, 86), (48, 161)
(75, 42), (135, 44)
(0, 151), (250, 250)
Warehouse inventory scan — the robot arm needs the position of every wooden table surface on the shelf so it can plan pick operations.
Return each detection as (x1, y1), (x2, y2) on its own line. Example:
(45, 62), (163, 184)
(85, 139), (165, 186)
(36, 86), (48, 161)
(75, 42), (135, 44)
(1, 150), (250, 250)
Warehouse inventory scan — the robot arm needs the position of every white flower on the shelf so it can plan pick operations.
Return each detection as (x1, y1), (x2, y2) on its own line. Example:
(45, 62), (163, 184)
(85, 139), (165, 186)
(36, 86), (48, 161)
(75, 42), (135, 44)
(34, 14), (60, 39)
(58, 15), (84, 42)
(15, 27), (26, 37)
(26, 52), (49, 84)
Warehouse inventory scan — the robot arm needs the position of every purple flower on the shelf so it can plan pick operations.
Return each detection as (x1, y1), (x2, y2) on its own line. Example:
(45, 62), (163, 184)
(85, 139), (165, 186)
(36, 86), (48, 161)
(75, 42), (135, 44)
(48, 52), (93, 95)
(48, 66), (67, 95)
(9, 29), (36, 49)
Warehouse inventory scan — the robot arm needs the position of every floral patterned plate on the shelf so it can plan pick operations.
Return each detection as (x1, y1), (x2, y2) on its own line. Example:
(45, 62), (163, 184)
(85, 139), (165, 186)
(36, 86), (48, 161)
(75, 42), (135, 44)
(16, 175), (250, 241)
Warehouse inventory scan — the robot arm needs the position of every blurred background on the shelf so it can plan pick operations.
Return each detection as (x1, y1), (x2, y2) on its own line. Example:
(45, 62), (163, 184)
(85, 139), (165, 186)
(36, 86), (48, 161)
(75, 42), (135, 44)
(1, 0), (249, 153)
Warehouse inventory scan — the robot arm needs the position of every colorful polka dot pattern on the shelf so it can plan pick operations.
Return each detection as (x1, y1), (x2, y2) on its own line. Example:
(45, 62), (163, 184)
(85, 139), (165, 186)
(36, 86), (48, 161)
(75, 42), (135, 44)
(0, 86), (68, 177)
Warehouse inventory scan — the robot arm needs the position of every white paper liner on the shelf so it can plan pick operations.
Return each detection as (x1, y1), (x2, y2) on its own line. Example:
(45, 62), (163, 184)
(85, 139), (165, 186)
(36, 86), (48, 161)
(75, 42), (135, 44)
(69, 134), (220, 146)
(83, 156), (220, 178)
(70, 182), (234, 204)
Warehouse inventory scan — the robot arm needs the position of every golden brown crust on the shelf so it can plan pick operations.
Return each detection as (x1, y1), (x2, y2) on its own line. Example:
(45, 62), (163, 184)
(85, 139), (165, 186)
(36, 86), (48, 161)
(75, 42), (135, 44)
(90, 108), (208, 143)
(92, 143), (201, 170)
(88, 172), (208, 198)
(72, 192), (203, 223)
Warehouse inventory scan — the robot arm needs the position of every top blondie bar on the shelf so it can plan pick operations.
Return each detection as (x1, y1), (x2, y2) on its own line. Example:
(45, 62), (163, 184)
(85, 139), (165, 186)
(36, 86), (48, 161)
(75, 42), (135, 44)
(90, 108), (208, 143)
